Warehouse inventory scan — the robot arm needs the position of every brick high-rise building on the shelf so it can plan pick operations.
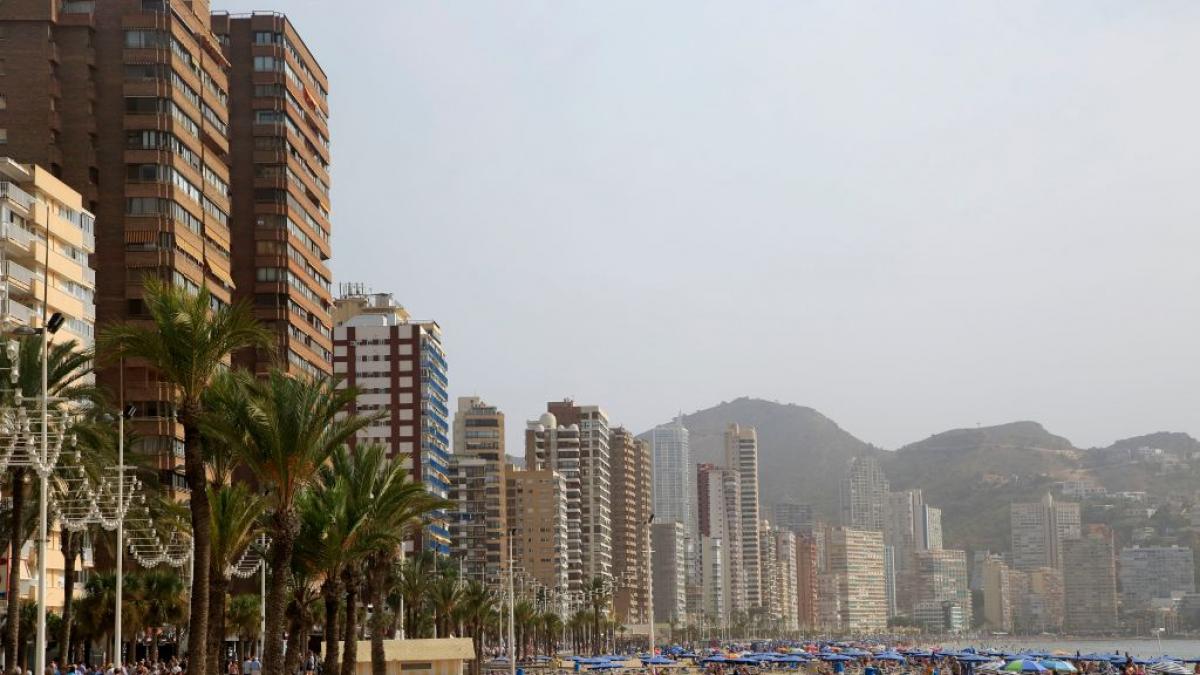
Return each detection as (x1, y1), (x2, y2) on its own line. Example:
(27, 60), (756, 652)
(211, 11), (332, 377)
(697, 462), (745, 615)
(826, 526), (888, 633)
(795, 534), (819, 630)
(450, 396), (506, 586)
(332, 289), (450, 553)
(0, 0), (238, 490)
(610, 426), (651, 627)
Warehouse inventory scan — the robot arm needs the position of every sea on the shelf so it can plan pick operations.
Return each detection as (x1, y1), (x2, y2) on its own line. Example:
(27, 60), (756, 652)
(931, 639), (1200, 660)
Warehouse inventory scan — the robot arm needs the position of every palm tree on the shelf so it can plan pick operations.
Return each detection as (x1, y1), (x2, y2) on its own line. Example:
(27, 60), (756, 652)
(0, 335), (93, 667)
(226, 594), (261, 661)
(203, 371), (369, 675)
(458, 582), (496, 675)
(140, 568), (186, 662)
(585, 578), (610, 656)
(207, 483), (264, 674)
(101, 279), (271, 668)
(512, 600), (536, 661)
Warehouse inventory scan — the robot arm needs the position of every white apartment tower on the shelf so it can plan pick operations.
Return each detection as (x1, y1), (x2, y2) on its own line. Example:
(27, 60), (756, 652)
(546, 400), (613, 583)
(1010, 493), (1081, 571)
(525, 413), (585, 597)
(725, 424), (762, 609)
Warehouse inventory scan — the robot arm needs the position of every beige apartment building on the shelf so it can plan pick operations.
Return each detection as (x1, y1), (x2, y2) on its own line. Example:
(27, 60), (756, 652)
(725, 424), (762, 610)
(450, 396), (507, 587)
(0, 159), (96, 346)
(0, 159), (95, 613)
(826, 526), (888, 633)
(506, 466), (570, 613)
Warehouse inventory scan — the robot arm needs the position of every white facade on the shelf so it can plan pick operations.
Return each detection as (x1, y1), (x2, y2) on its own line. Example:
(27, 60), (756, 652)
(725, 424), (762, 610)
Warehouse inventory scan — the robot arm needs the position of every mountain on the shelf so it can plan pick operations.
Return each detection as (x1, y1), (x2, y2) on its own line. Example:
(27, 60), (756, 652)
(880, 421), (1082, 552)
(643, 397), (876, 520)
(1101, 431), (1200, 454)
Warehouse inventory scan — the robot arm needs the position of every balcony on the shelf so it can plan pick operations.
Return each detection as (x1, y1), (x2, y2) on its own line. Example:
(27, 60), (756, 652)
(3, 261), (41, 297)
(59, 0), (96, 13)
(0, 183), (35, 212)
(3, 299), (36, 327)
(0, 223), (37, 261)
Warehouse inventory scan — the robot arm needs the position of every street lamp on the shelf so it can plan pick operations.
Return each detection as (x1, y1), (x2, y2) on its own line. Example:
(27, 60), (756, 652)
(508, 528), (516, 675)
(35, 311), (63, 675)
(646, 513), (655, 659)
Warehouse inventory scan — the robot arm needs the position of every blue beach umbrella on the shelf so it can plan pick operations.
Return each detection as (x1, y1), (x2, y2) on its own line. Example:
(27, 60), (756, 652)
(821, 655), (854, 662)
(957, 655), (994, 664)
(1005, 660), (1048, 673)
(875, 653), (906, 662)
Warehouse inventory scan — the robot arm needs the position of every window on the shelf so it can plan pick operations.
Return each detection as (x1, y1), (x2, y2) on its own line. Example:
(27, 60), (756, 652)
(254, 110), (283, 124)
(253, 83), (284, 98)
(0, 94), (6, 110)
(124, 30), (167, 49)
(0, 129), (7, 145)
(253, 31), (281, 45)
(253, 56), (281, 72)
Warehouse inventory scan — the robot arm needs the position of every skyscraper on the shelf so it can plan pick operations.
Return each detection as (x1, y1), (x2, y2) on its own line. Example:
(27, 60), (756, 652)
(826, 526), (888, 633)
(506, 466), (570, 613)
(525, 412), (584, 597)
(697, 462), (744, 614)
(0, 0), (238, 491)
(211, 11), (331, 377)
(840, 456), (889, 532)
(1010, 493), (1081, 571)
(651, 521), (688, 625)
(771, 502), (816, 535)
(981, 555), (1013, 632)
(610, 427), (652, 627)
(650, 415), (691, 530)
(450, 397), (507, 585)
(885, 489), (943, 615)
(795, 534), (819, 630)
(1062, 525), (1118, 633)
(725, 424), (762, 609)
(913, 549), (972, 632)
(547, 400), (613, 583)
(773, 527), (799, 631)
(332, 290), (450, 552)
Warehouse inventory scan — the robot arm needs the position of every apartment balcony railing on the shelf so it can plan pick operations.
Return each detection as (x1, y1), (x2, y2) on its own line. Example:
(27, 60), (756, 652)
(0, 183), (35, 212)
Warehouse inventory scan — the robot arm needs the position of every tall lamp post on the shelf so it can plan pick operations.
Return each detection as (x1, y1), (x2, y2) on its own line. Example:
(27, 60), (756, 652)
(115, 398), (135, 667)
(508, 528), (516, 675)
(646, 514), (655, 663)
(34, 310), (64, 675)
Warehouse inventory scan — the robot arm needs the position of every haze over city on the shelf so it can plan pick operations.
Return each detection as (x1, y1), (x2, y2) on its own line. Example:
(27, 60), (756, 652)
(212, 0), (1200, 449)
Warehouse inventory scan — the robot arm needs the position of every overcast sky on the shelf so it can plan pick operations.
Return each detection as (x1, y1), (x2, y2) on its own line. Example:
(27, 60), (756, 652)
(222, 0), (1200, 450)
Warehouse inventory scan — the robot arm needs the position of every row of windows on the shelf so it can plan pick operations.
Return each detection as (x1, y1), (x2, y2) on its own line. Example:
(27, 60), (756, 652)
(127, 163), (202, 204)
(253, 189), (329, 241)
(126, 197), (202, 235)
(255, 214), (325, 260)
(124, 97), (199, 138)
(252, 132), (329, 197)
(126, 130), (200, 172)
(255, 267), (325, 307)
(254, 239), (330, 289)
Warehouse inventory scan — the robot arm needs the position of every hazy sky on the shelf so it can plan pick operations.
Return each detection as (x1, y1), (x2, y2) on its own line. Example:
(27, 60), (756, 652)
(222, 0), (1200, 450)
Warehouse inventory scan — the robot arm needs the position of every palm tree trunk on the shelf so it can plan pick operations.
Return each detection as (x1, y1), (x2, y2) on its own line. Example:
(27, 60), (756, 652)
(208, 574), (230, 675)
(182, 414), (212, 670)
(367, 559), (387, 675)
(321, 577), (340, 675)
(58, 528), (77, 662)
(4, 469), (24, 669)
(340, 569), (359, 675)
(283, 599), (306, 675)
(263, 511), (296, 675)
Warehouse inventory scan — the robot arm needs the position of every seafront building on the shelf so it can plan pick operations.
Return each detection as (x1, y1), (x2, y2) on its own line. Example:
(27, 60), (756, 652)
(1010, 493), (1081, 571)
(610, 426), (652, 628)
(912, 549), (972, 632)
(725, 424), (762, 610)
(825, 526), (888, 633)
(546, 400), (613, 584)
(525, 411), (584, 597)
(981, 555), (1013, 632)
(0, 159), (96, 614)
(506, 467), (570, 613)
(1119, 545), (1195, 609)
(1062, 524), (1118, 633)
(333, 289), (450, 552)
(840, 456), (889, 532)
(650, 415), (692, 532)
(449, 397), (507, 585)
(211, 11), (332, 378)
(697, 462), (745, 614)
(651, 521), (688, 625)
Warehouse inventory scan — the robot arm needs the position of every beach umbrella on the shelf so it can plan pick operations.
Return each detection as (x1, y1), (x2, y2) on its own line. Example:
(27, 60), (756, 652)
(642, 657), (674, 666)
(875, 653), (906, 662)
(821, 654), (855, 662)
(957, 655), (994, 664)
(978, 662), (1007, 673)
(1041, 660), (1077, 672)
(1150, 663), (1190, 675)
(1005, 660), (1048, 672)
